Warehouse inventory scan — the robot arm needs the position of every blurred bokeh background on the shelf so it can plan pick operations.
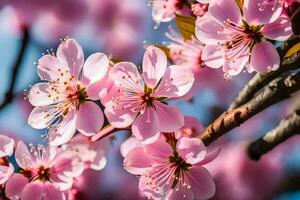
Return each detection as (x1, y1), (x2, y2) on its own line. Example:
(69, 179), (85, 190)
(0, 0), (300, 199)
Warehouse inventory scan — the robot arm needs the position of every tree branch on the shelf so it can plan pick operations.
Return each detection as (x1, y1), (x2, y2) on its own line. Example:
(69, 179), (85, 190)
(0, 28), (30, 110)
(248, 110), (300, 160)
(200, 71), (300, 146)
(228, 35), (300, 111)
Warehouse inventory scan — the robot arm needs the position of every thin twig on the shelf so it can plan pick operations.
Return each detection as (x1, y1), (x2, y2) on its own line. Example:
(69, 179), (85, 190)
(200, 71), (300, 146)
(228, 35), (300, 110)
(248, 110), (300, 160)
(0, 27), (30, 110)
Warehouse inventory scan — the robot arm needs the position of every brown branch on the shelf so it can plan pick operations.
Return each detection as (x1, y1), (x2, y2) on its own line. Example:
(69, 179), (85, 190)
(292, 6), (300, 35)
(248, 110), (300, 160)
(0, 27), (30, 110)
(228, 35), (300, 111)
(200, 71), (300, 146)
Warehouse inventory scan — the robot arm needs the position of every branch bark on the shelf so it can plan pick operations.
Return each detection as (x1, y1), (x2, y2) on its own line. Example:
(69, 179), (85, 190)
(0, 28), (30, 110)
(228, 35), (300, 110)
(248, 110), (300, 160)
(200, 71), (300, 146)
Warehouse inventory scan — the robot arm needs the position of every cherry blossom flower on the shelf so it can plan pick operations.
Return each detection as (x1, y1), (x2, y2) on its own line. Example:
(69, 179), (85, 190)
(5, 141), (84, 200)
(64, 134), (110, 170)
(196, 0), (292, 76)
(166, 29), (236, 100)
(104, 46), (194, 144)
(0, 135), (14, 185)
(149, 0), (191, 26)
(27, 38), (109, 146)
(123, 134), (218, 200)
(191, 2), (209, 17)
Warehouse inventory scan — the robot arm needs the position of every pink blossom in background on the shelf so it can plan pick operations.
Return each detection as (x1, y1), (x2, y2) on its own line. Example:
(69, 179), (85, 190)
(174, 116), (204, 139)
(64, 134), (110, 170)
(27, 38), (108, 146)
(104, 46), (194, 144)
(149, 0), (192, 25)
(0, 135), (14, 185)
(123, 134), (218, 200)
(5, 141), (84, 200)
(166, 30), (236, 101)
(191, 2), (209, 17)
(205, 143), (283, 200)
(89, 0), (145, 59)
(196, 0), (292, 76)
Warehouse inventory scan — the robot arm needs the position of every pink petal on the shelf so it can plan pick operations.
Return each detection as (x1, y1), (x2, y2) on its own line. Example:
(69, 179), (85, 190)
(81, 53), (109, 86)
(154, 65), (194, 98)
(37, 55), (67, 81)
(144, 135), (173, 162)
(120, 137), (142, 157)
(196, 149), (221, 165)
(48, 111), (77, 146)
(15, 141), (36, 169)
(109, 61), (143, 92)
(243, 0), (283, 25)
(124, 146), (151, 175)
(202, 45), (224, 69)
(0, 135), (14, 157)
(90, 138), (109, 170)
(104, 101), (137, 128)
(142, 46), (167, 88)
(209, 0), (241, 25)
(186, 166), (216, 199)
(28, 107), (55, 129)
(139, 175), (164, 199)
(53, 151), (84, 178)
(22, 182), (44, 200)
(167, 188), (194, 200)
(76, 102), (104, 136)
(177, 137), (206, 165)
(261, 14), (292, 41)
(250, 41), (280, 73)
(43, 182), (65, 200)
(5, 174), (29, 200)
(222, 54), (249, 76)
(0, 164), (14, 184)
(132, 108), (160, 144)
(56, 38), (84, 80)
(50, 173), (73, 191)
(155, 102), (184, 133)
(28, 83), (62, 106)
(175, 116), (204, 139)
(85, 78), (107, 101)
(195, 14), (230, 45)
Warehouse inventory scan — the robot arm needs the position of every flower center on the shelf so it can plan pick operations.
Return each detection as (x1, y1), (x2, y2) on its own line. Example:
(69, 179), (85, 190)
(37, 165), (51, 182)
(142, 86), (155, 108)
(68, 84), (88, 110)
(169, 152), (192, 189)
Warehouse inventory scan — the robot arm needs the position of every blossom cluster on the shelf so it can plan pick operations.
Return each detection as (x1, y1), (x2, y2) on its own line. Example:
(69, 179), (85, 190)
(0, 0), (298, 199)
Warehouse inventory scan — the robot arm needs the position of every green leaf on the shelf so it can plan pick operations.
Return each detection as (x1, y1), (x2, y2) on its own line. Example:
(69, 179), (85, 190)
(175, 14), (196, 40)
(284, 42), (300, 58)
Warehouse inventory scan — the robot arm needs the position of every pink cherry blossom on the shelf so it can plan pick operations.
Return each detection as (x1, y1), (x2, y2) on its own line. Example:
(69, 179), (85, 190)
(5, 141), (84, 200)
(149, 0), (191, 25)
(104, 46), (194, 144)
(28, 38), (109, 146)
(175, 116), (204, 139)
(166, 29), (236, 100)
(123, 134), (218, 200)
(0, 135), (14, 185)
(196, 0), (292, 76)
(64, 134), (110, 170)
(191, 2), (209, 17)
